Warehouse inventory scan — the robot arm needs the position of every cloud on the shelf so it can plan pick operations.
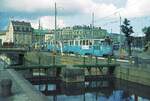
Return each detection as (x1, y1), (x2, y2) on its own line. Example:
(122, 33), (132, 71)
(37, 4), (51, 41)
(0, 0), (118, 17)
(1, 0), (49, 12)
(121, 0), (150, 18)
(30, 16), (66, 29)
(0, 0), (150, 34)
(0, 0), (85, 15)
(1, 0), (150, 19)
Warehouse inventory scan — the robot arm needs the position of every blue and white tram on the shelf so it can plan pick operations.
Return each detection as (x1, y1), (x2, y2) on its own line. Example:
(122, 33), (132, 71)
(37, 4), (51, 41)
(47, 41), (54, 52)
(46, 38), (113, 57)
(79, 39), (113, 56)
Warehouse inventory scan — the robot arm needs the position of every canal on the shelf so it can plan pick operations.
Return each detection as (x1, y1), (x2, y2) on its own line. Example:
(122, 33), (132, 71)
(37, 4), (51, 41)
(32, 79), (150, 101)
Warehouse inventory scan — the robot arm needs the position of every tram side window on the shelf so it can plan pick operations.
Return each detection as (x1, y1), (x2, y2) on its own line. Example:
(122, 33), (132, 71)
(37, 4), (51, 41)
(71, 41), (73, 46)
(86, 40), (88, 45)
(64, 42), (67, 46)
(70, 41), (73, 46)
(89, 41), (92, 45)
(80, 40), (82, 46)
(83, 40), (85, 45)
(101, 41), (108, 46)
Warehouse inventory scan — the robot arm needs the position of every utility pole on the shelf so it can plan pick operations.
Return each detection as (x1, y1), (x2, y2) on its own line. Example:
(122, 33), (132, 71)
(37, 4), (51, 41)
(119, 14), (122, 48)
(92, 12), (94, 39)
(92, 12), (94, 28)
(38, 19), (41, 30)
(91, 12), (95, 55)
(55, 2), (57, 37)
(111, 28), (112, 34)
(118, 13), (124, 58)
(54, 2), (57, 48)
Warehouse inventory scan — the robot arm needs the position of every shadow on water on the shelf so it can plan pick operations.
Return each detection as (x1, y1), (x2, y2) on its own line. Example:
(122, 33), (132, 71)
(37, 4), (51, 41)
(32, 78), (150, 101)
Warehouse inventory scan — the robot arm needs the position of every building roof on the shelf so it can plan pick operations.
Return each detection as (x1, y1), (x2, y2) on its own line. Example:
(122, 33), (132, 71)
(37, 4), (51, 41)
(10, 20), (33, 33)
(11, 21), (31, 27)
(33, 29), (49, 35)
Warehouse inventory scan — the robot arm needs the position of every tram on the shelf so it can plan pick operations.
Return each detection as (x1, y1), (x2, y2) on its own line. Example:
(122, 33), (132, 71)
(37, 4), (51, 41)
(46, 38), (113, 57)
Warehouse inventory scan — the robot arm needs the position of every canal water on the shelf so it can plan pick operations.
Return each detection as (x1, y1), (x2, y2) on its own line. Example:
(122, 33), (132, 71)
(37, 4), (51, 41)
(33, 79), (150, 101)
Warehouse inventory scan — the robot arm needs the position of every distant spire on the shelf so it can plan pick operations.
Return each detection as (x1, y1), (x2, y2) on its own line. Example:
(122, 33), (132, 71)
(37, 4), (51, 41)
(9, 16), (14, 21)
(38, 19), (41, 30)
(55, 2), (57, 32)
(92, 12), (94, 28)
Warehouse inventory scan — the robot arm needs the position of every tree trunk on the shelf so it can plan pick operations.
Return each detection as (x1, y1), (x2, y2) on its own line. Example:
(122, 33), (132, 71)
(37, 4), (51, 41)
(128, 41), (132, 56)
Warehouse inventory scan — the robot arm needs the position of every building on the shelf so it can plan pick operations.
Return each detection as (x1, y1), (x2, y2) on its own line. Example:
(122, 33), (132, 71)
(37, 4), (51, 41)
(32, 29), (50, 49)
(131, 36), (145, 49)
(5, 20), (33, 47)
(0, 31), (6, 45)
(32, 29), (49, 44)
(109, 33), (125, 44)
(55, 25), (108, 40)
(45, 31), (54, 44)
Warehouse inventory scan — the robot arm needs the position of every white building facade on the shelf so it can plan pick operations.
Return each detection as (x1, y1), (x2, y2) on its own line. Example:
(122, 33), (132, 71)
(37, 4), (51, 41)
(5, 21), (33, 47)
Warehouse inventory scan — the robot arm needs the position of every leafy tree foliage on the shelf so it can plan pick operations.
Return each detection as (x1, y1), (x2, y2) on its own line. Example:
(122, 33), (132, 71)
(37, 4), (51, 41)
(142, 26), (150, 45)
(121, 18), (134, 56)
(105, 36), (112, 45)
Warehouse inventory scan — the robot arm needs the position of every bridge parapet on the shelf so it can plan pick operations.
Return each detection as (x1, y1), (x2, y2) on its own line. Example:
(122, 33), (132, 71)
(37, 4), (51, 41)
(0, 48), (27, 53)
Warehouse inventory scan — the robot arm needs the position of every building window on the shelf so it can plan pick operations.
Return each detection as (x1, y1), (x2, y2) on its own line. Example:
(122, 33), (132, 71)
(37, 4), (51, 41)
(26, 27), (29, 32)
(17, 27), (20, 31)
(22, 27), (25, 32)
(14, 27), (17, 31)
(86, 40), (88, 45)
(83, 40), (85, 45)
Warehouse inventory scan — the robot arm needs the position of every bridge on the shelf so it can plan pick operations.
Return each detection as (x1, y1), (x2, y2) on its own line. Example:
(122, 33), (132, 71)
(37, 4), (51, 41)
(0, 48), (27, 65)
(8, 63), (119, 84)
(0, 48), (27, 53)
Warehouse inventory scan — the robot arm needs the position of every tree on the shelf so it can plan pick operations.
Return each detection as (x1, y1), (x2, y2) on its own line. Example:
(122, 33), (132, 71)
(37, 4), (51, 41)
(105, 36), (112, 45)
(142, 26), (150, 45)
(121, 18), (134, 56)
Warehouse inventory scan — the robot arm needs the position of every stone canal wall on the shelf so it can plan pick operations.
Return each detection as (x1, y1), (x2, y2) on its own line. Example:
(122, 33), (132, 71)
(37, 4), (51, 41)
(0, 69), (49, 101)
(24, 51), (150, 86)
(115, 66), (150, 86)
(61, 65), (85, 83)
(24, 51), (59, 65)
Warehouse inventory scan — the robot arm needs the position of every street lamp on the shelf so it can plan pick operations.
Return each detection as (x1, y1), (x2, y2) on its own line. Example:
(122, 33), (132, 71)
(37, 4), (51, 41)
(118, 12), (122, 48)
(54, 3), (65, 55)
(53, 2), (57, 53)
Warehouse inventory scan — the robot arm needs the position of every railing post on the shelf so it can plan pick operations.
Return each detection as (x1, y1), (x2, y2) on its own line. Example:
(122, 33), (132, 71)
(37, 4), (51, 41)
(83, 56), (85, 65)
(38, 56), (41, 65)
(134, 56), (139, 67)
(53, 52), (56, 65)
(95, 56), (98, 64)
(45, 68), (48, 92)
(38, 67), (41, 91)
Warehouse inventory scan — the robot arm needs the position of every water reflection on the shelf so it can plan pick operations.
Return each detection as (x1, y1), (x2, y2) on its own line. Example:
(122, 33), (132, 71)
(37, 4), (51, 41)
(34, 79), (150, 101)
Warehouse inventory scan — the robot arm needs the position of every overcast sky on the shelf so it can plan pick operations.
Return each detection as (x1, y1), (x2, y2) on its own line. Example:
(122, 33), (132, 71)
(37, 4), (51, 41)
(0, 0), (150, 36)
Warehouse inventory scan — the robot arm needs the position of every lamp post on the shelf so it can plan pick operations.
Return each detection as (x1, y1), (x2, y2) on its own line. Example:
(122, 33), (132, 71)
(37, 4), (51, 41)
(53, 3), (65, 55)
(118, 13), (122, 48)
(54, 2), (57, 53)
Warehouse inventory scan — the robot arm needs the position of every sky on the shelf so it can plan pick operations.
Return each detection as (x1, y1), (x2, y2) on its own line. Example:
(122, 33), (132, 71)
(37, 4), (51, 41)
(0, 0), (150, 36)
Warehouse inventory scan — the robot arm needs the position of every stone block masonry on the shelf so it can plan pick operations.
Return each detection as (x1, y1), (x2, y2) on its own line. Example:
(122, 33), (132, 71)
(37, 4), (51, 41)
(61, 65), (85, 83)
(115, 66), (150, 86)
